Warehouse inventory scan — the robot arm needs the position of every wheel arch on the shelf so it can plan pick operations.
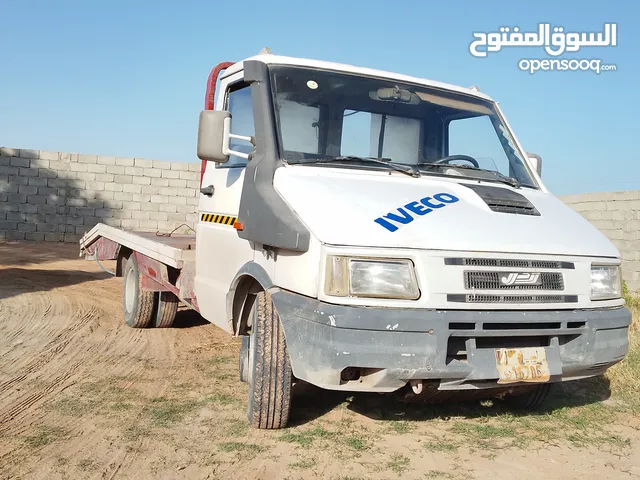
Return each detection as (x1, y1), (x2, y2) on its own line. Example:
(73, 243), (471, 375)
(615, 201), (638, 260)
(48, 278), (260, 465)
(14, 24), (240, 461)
(227, 262), (274, 336)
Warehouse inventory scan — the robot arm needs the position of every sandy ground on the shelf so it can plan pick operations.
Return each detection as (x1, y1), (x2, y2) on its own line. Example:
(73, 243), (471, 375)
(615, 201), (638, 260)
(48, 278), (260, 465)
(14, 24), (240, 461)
(0, 242), (639, 480)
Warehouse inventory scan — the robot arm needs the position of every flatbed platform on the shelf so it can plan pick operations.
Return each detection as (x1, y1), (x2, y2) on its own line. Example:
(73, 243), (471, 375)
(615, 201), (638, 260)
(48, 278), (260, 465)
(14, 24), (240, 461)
(80, 224), (196, 269)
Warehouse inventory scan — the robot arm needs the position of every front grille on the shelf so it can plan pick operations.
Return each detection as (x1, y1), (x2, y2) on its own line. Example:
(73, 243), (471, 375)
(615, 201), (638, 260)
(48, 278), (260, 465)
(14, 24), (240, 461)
(445, 258), (575, 269)
(483, 322), (561, 330)
(464, 271), (564, 290)
(448, 294), (578, 304)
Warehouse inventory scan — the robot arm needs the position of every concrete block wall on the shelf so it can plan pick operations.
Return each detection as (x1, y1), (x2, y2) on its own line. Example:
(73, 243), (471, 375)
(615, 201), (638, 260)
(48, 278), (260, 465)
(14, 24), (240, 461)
(561, 191), (640, 292)
(1, 146), (639, 291)
(0, 147), (200, 243)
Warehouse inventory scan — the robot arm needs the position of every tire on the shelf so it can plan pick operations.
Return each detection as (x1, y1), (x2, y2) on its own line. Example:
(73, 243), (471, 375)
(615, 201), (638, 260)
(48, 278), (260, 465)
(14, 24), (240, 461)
(247, 291), (292, 429)
(154, 292), (179, 328)
(503, 384), (552, 410)
(122, 255), (155, 328)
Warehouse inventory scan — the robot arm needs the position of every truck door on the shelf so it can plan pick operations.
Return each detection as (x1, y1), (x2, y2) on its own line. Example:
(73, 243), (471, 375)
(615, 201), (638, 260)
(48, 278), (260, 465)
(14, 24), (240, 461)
(195, 71), (255, 332)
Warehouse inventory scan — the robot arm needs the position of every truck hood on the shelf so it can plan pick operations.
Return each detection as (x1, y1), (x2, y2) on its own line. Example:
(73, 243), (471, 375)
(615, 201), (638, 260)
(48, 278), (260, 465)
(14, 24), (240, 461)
(274, 166), (619, 258)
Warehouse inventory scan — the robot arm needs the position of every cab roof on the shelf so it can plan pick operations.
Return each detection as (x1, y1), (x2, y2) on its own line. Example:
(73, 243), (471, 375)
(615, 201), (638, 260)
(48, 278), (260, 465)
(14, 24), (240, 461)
(220, 54), (495, 103)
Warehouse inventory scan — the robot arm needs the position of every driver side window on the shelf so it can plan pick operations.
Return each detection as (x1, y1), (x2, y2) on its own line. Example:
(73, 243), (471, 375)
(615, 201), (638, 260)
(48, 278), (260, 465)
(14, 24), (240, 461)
(223, 84), (254, 168)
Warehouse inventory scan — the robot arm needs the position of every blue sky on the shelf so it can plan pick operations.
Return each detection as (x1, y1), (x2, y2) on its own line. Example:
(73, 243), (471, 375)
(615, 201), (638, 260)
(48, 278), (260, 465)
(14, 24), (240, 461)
(1, 0), (637, 195)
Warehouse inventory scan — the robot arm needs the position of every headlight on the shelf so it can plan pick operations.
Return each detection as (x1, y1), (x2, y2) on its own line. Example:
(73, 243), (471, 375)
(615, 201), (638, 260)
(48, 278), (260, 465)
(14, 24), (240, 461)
(590, 265), (622, 300)
(324, 256), (420, 300)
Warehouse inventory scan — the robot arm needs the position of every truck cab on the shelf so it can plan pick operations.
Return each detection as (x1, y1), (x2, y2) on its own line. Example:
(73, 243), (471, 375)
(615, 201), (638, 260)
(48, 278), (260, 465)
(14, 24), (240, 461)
(196, 53), (630, 427)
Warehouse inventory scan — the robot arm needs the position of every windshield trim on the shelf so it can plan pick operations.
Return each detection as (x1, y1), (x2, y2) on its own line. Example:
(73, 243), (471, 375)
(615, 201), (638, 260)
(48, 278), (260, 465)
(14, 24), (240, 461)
(492, 101), (542, 191)
(267, 64), (540, 190)
(294, 161), (537, 189)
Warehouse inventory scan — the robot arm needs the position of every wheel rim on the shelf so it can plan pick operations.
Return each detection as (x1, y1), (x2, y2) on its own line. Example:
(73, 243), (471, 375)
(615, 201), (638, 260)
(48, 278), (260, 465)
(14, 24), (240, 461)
(247, 328), (256, 386)
(124, 267), (136, 313)
(246, 325), (258, 421)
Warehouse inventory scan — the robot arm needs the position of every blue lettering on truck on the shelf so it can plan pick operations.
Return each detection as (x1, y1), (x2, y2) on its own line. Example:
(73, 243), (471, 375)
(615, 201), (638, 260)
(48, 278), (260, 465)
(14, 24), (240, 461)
(374, 193), (460, 232)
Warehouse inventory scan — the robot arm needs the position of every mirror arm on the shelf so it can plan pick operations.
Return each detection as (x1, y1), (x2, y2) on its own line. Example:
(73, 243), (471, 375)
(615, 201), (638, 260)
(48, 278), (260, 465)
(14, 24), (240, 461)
(229, 133), (255, 145)
(221, 116), (251, 159)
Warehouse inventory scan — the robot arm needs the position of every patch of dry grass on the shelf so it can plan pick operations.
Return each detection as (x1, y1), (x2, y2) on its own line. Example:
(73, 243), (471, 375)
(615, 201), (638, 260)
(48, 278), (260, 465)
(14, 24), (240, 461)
(387, 454), (410, 474)
(146, 397), (201, 427)
(623, 281), (640, 331)
(606, 287), (640, 410)
(422, 439), (459, 453)
(24, 426), (69, 449)
(278, 425), (338, 447)
(606, 333), (640, 410)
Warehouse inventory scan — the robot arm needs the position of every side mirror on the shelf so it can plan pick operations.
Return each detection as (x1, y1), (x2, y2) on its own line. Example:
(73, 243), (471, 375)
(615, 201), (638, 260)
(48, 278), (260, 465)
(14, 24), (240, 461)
(527, 152), (543, 177)
(197, 110), (254, 163)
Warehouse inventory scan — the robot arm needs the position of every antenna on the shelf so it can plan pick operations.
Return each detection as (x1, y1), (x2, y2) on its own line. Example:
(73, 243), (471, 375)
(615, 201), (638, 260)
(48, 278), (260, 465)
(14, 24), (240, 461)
(258, 47), (273, 55)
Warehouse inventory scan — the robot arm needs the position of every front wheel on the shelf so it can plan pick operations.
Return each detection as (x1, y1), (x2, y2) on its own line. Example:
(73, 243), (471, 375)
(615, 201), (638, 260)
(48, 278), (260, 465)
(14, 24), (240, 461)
(246, 291), (292, 429)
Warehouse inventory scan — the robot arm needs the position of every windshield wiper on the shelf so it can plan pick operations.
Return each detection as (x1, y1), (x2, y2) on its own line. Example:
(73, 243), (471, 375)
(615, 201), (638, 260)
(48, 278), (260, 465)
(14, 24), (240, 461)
(419, 163), (521, 188)
(307, 155), (421, 178)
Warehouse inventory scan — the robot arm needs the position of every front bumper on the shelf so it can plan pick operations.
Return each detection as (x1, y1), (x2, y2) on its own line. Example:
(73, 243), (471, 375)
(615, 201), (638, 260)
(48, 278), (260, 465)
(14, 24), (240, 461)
(270, 289), (631, 392)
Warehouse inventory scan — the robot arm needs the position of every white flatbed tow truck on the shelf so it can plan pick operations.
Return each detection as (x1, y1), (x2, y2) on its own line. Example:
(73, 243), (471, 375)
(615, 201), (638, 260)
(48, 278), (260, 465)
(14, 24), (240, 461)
(80, 51), (631, 429)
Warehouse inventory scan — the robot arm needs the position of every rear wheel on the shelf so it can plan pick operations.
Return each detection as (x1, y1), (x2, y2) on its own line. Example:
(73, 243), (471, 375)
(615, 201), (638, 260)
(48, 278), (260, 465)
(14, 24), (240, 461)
(502, 384), (552, 410)
(122, 255), (155, 328)
(154, 292), (179, 328)
(246, 291), (292, 429)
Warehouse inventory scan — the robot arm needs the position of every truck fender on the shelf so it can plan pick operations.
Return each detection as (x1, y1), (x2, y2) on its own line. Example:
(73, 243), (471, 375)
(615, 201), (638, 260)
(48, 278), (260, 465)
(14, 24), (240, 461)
(226, 262), (274, 335)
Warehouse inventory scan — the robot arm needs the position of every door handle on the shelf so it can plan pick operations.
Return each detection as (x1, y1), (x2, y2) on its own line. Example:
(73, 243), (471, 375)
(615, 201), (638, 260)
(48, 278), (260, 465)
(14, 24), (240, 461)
(200, 185), (215, 197)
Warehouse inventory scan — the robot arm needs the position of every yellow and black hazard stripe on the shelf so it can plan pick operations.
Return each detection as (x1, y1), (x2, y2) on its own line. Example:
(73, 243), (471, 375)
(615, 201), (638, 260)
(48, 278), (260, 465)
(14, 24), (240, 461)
(200, 213), (237, 226)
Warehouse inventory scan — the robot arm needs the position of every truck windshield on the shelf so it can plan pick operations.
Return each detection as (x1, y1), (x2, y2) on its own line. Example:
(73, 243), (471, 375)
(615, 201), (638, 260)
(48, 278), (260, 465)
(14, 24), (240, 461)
(268, 66), (537, 188)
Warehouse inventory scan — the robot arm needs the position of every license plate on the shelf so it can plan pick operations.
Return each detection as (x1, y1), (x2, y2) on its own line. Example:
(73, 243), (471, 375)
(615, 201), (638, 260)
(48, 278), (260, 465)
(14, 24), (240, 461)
(494, 347), (551, 384)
